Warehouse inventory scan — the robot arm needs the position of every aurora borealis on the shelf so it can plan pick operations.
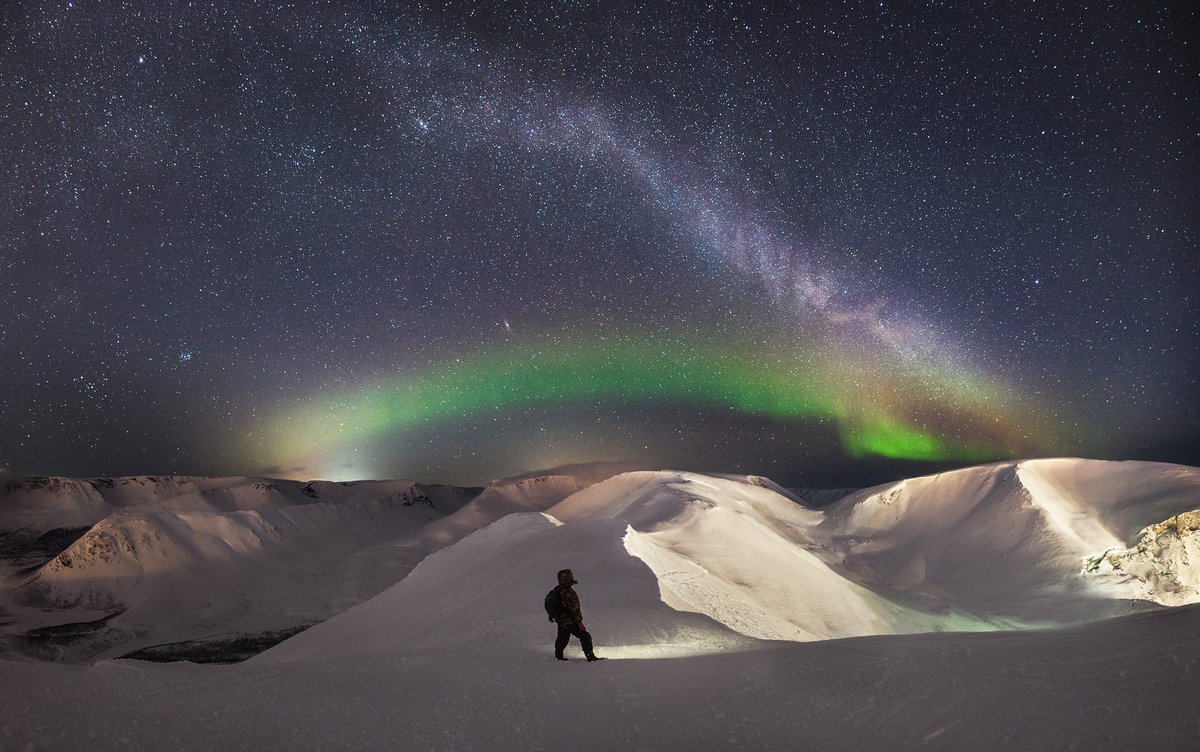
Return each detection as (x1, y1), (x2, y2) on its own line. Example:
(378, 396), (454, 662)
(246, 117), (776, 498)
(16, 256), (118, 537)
(2, 2), (1196, 485)
(253, 329), (1016, 476)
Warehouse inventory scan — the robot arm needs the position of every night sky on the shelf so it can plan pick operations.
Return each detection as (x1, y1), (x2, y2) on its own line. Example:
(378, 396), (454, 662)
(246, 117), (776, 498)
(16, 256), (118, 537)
(2, 1), (1196, 486)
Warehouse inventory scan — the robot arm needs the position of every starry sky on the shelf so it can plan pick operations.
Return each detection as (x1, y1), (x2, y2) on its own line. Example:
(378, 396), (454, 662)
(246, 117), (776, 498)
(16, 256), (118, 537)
(1, 1), (1196, 486)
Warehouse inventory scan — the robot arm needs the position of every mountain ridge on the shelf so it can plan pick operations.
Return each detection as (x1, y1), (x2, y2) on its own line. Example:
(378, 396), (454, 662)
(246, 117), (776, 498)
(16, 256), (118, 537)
(1, 458), (1197, 664)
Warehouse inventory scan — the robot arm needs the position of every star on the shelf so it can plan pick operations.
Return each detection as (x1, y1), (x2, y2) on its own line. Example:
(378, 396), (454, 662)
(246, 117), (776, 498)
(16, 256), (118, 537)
(0, 1), (1192, 483)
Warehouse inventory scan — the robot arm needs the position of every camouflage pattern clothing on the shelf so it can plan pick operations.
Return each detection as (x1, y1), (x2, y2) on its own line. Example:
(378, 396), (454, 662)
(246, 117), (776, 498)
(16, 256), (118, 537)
(552, 568), (602, 661)
(554, 584), (583, 625)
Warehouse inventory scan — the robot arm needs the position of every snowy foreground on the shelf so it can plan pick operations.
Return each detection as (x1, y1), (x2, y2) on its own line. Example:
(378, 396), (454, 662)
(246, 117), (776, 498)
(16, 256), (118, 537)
(1, 459), (1199, 750)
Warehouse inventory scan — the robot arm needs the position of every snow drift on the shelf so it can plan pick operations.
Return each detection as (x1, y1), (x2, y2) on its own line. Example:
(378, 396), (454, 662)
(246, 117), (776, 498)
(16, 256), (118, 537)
(0, 470), (619, 661)
(811, 459), (1200, 618)
(2, 459), (1197, 664)
(0, 476), (478, 660)
(1, 459), (1198, 751)
(259, 459), (1200, 665)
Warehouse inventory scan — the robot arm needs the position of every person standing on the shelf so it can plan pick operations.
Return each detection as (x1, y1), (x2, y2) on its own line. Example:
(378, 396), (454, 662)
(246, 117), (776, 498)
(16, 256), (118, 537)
(549, 568), (604, 661)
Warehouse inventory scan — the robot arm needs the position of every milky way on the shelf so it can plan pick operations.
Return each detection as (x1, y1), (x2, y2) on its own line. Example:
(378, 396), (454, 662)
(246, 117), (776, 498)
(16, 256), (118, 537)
(1, 2), (1195, 485)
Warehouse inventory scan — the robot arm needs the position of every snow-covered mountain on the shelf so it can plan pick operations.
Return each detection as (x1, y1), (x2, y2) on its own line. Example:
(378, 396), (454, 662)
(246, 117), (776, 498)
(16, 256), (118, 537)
(0, 470), (623, 661)
(5, 460), (1199, 662)
(259, 459), (1200, 664)
(0, 474), (475, 536)
(808, 458), (1200, 620)
(1087, 509), (1200, 605)
(1, 459), (1198, 750)
(0, 476), (479, 660)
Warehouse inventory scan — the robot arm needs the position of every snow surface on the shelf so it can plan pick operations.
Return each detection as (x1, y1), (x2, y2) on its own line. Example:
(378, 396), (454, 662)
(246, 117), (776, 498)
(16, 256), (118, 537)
(1, 459), (1198, 750)
(0, 476), (479, 660)
(1088, 510), (1200, 605)
(3, 604), (1196, 751)
(810, 459), (1200, 620)
(0, 471), (613, 661)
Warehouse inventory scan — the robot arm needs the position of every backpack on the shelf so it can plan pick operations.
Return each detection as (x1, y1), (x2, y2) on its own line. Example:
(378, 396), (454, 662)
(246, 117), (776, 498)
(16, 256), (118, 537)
(544, 585), (562, 621)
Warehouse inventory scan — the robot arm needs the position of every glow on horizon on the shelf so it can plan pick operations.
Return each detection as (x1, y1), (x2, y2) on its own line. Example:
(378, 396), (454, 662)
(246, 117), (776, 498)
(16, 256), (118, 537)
(239, 330), (1051, 475)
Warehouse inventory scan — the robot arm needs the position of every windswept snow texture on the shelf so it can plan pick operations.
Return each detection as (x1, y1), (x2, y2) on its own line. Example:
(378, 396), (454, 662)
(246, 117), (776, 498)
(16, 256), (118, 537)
(543, 460), (1200, 641)
(3, 460), (1200, 663)
(804, 459), (1200, 623)
(0, 476), (477, 660)
(1, 460), (1198, 751)
(0, 470), (633, 661)
(1087, 510), (1200, 605)
(260, 458), (1200, 665)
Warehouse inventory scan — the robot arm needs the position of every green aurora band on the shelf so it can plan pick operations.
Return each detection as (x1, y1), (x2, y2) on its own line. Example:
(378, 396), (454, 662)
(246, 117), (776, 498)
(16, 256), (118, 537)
(251, 333), (1035, 471)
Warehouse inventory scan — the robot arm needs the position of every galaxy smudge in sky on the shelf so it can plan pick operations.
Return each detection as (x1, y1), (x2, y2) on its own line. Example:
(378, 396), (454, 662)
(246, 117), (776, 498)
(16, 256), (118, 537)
(1, 2), (1196, 485)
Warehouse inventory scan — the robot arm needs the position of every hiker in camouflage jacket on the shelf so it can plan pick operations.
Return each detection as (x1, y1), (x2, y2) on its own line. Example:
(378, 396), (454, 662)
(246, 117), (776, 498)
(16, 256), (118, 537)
(552, 568), (603, 661)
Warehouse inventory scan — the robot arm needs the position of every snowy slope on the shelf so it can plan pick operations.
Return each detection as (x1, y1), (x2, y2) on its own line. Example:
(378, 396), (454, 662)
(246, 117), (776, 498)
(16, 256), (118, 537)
(0, 477), (480, 661)
(272, 467), (634, 623)
(551, 462), (1200, 638)
(256, 512), (758, 665)
(548, 471), (959, 641)
(263, 461), (1200, 664)
(0, 475), (474, 537)
(4, 497), (457, 661)
(1087, 510), (1200, 605)
(258, 470), (906, 662)
(418, 473), (585, 548)
(19, 494), (445, 609)
(1, 460), (1198, 750)
(0, 476), (111, 532)
(3, 604), (1195, 751)
(6, 460), (1195, 663)
(810, 459), (1200, 620)
(0, 469), (623, 662)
